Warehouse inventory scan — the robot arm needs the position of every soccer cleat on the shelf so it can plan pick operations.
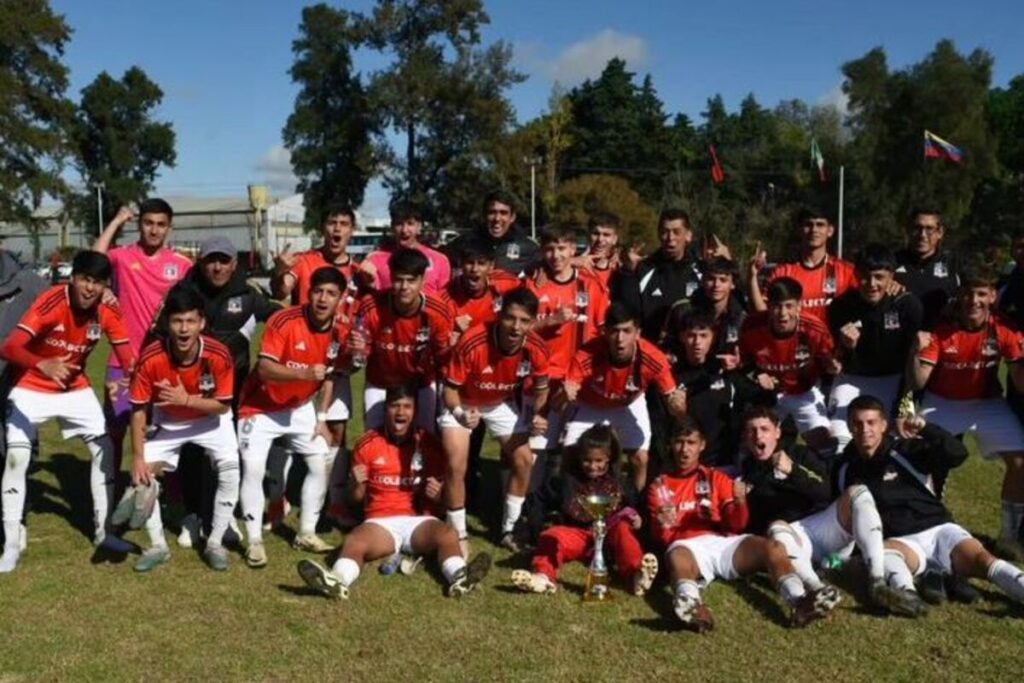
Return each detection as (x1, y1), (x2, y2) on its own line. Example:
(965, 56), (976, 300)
(129, 481), (161, 529)
(673, 595), (714, 633)
(0, 549), (21, 574)
(245, 542), (268, 569)
(917, 569), (947, 605)
(203, 545), (229, 572)
(511, 569), (557, 594)
(812, 584), (842, 614)
(633, 553), (659, 597)
(790, 591), (829, 628)
(869, 580), (929, 618)
(293, 534), (334, 553)
(498, 532), (522, 554)
(264, 497), (290, 532)
(177, 514), (202, 549)
(448, 552), (492, 597)
(95, 532), (135, 555)
(134, 545), (171, 573)
(297, 559), (348, 600)
(945, 574), (981, 604)
(399, 555), (423, 576)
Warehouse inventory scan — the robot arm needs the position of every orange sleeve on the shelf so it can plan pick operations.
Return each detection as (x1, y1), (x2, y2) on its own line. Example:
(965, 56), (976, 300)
(213, 351), (235, 401)
(259, 318), (288, 362)
(128, 358), (155, 406)
(16, 295), (54, 338)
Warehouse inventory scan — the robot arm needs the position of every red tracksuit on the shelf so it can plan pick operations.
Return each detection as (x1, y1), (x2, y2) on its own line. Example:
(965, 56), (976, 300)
(531, 473), (644, 582)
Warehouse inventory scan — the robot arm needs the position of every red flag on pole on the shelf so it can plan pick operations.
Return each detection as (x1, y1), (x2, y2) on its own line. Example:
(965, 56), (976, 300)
(709, 145), (726, 185)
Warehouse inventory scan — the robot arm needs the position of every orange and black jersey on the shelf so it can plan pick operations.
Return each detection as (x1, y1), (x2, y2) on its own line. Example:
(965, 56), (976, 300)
(129, 335), (235, 423)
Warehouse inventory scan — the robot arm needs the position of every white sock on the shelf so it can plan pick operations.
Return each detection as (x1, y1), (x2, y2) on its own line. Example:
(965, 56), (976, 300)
(674, 579), (701, 601)
(1000, 500), (1024, 541)
(240, 451), (268, 543)
(883, 549), (916, 591)
(207, 458), (240, 548)
(447, 508), (468, 540)
(769, 523), (824, 590)
(331, 557), (360, 587)
(851, 485), (886, 581)
(988, 559), (1024, 602)
(441, 555), (466, 584)
(1, 445), (31, 552)
(502, 495), (525, 534)
(777, 572), (807, 605)
(299, 451), (327, 536)
(144, 497), (167, 549)
(85, 437), (115, 537)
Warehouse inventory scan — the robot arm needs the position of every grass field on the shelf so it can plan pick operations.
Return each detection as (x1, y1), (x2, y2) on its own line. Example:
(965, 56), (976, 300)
(1, 341), (1023, 682)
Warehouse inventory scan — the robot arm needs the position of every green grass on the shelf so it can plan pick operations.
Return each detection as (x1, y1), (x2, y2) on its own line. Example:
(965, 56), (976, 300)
(1, 342), (1022, 682)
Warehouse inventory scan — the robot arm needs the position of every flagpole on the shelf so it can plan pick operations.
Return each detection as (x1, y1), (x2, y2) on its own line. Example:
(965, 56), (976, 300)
(837, 165), (845, 259)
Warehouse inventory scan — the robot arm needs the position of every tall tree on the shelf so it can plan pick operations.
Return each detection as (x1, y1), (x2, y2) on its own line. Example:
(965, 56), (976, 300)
(0, 0), (74, 229)
(71, 67), (176, 234)
(842, 40), (998, 244)
(563, 58), (673, 203)
(283, 3), (376, 231)
(351, 0), (524, 226)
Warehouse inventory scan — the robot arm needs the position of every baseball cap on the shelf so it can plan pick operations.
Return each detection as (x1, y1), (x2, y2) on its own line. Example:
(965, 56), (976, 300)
(200, 236), (237, 259)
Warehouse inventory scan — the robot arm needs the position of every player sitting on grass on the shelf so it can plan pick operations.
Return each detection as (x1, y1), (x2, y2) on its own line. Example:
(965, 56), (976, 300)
(739, 405), (915, 615)
(128, 286), (239, 572)
(649, 416), (837, 632)
(511, 424), (658, 596)
(297, 386), (492, 600)
(0, 251), (136, 572)
(837, 395), (1024, 616)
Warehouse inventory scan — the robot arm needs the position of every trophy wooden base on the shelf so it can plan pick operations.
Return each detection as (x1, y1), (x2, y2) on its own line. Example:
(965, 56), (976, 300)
(582, 571), (613, 602)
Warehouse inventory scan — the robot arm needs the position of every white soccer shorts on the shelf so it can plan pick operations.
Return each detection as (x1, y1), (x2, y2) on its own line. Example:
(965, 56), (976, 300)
(437, 401), (527, 439)
(364, 515), (438, 555)
(325, 374), (353, 422)
(143, 412), (239, 471)
(921, 393), (1024, 459)
(782, 501), (855, 566)
(777, 386), (831, 435)
(562, 394), (652, 451)
(892, 522), (973, 576)
(237, 402), (330, 465)
(5, 387), (106, 447)
(364, 383), (437, 432)
(666, 533), (748, 586)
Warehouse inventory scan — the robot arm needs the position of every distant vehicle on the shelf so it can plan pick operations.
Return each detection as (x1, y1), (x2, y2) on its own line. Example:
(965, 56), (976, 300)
(438, 229), (459, 246)
(348, 231), (384, 261)
(52, 262), (72, 283)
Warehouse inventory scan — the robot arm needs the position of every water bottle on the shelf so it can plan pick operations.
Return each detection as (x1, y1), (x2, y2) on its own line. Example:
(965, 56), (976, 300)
(379, 553), (401, 576)
(352, 315), (367, 369)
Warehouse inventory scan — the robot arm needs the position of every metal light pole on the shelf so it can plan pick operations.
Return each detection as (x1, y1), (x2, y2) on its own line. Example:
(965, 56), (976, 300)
(837, 165), (845, 258)
(94, 181), (105, 235)
(526, 156), (541, 240)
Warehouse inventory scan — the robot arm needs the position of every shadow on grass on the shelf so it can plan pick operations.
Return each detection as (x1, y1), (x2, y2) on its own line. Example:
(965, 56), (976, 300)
(730, 579), (791, 627)
(277, 583), (331, 599)
(29, 452), (94, 542)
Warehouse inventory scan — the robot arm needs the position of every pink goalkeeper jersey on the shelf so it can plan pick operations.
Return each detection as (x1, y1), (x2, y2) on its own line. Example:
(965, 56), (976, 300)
(107, 243), (192, 366)
(363, 243), (451, 295)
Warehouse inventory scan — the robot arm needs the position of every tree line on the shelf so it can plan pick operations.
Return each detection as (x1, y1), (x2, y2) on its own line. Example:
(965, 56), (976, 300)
(4, 0), (1024, 260)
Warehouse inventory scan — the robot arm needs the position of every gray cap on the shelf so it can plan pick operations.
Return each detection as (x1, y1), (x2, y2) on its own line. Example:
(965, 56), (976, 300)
(199, 236), (237, 259)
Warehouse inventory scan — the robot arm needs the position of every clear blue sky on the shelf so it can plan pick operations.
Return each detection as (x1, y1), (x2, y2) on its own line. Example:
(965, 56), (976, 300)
(53, 0), (1024, 200)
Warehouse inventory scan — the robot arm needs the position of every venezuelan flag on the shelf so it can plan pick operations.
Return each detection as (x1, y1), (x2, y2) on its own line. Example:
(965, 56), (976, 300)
(924, 130), (963, 163)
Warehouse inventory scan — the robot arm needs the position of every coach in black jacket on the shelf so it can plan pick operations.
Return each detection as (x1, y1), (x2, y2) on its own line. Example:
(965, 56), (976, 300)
(612, 208), (703, 341)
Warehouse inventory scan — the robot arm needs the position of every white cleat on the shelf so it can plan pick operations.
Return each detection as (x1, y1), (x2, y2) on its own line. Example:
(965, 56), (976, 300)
(0, 549), (21, 574)
(633, 553), (659, 597)
(511, 569), (557, 594)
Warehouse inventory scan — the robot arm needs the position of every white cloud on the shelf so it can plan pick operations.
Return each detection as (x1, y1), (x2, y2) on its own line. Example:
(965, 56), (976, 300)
(254, 144), (298, 195)
(543, 29), (649, 85)
(818, 82), (850, 118)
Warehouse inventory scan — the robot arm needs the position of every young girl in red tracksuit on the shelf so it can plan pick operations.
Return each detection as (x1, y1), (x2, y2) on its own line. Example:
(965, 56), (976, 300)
(511, 424), (659, 596)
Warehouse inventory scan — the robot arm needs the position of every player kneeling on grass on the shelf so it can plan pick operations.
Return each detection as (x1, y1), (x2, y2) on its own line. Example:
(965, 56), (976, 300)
(837, 395), (1024, 616)
(510, 424), (657, 595)
(128, 286), (239, 572)
(298, 386), (491, 599)
(440, 287), (551, 555)
(0, 251), (136, 572)
(739, 405), (914, 615)
(650, 416), (836, 632)
(237, 267), (347, 568)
